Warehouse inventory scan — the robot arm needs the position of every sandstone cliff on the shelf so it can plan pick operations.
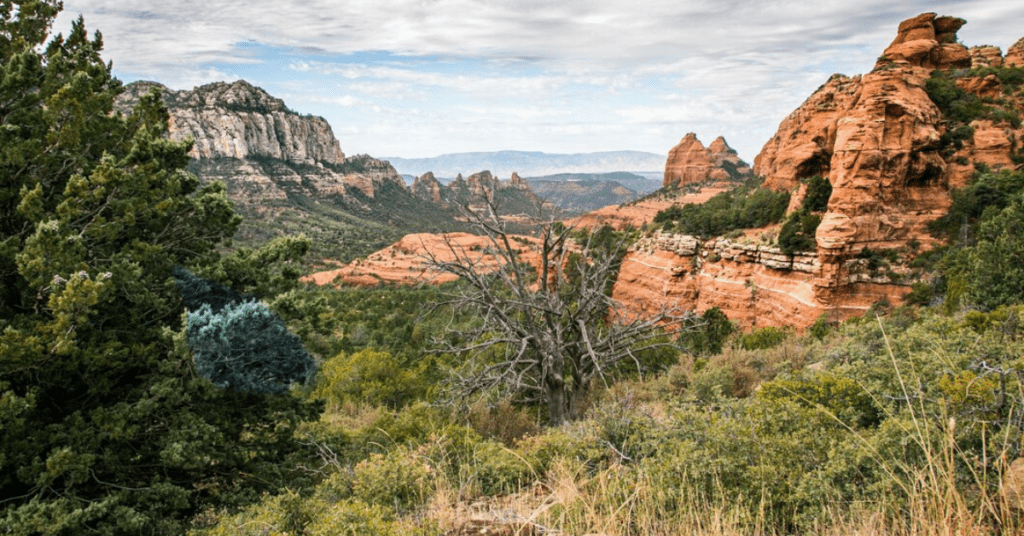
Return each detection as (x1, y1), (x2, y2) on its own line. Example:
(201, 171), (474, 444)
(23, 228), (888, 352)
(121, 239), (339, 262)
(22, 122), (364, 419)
(116, 80), (474, 265)
(411, 170), (554, 221)
(611, 13), (1024, 329)
(116, 80), (406, 205)
(663, 133), (750, 188)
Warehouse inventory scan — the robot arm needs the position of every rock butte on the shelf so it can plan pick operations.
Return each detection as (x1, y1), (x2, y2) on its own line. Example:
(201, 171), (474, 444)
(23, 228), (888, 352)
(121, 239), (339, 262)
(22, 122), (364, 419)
(611, 12), (1024, 329)
(663, 133), (750, 188)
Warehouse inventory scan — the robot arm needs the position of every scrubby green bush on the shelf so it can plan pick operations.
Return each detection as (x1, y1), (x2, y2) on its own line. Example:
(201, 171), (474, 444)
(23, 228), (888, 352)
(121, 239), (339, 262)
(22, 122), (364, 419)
(928, 169), (1024, 240)
(758, 373), (882, 428)
(313, 348), (426, 409)
(678, 307), (736, 356)
(802, 175), (832, 212)
(926, 72), (1021, 127)
(467, 440), (536, 496)
(777, 210), (821, 254)
(189, 483), (429, 536)
(964, 191), (1024, 310)
(736, 325), (791, 351)
(353, 447), (435, 513)
(653, 177), (790, 238)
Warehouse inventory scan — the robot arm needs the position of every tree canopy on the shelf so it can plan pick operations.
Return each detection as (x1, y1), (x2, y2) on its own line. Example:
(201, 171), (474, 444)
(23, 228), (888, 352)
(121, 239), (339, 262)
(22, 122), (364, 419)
(0, 2), (321, 533)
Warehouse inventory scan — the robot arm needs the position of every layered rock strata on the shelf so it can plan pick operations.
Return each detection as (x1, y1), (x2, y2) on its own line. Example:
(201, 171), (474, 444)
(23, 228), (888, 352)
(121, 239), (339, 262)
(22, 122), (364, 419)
(613, 13), (1024, 328)
(116, 80), (405, 205)
(613, 231), (911, 329)
(663, 134), (750, 188)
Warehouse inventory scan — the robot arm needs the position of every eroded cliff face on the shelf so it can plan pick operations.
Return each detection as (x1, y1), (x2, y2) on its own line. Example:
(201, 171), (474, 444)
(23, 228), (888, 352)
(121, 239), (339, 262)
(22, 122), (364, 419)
(663, 133), (750, 188)
(613, 12), (1024, 328)
(116, 80), (405, 205)
(411, 170), (552, 221)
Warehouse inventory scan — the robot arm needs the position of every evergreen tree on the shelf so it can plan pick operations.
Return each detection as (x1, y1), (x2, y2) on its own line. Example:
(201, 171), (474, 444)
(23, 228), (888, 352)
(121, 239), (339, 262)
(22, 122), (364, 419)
(0, 2), (321, 533)
(966, 191), (1024, 310)
(188, 300), (316, 395)
(173, 264), (256, 315)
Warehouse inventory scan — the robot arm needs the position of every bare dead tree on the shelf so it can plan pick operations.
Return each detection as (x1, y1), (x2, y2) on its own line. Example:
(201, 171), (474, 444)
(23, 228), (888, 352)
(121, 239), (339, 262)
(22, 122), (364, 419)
(425, 195), (691, 426)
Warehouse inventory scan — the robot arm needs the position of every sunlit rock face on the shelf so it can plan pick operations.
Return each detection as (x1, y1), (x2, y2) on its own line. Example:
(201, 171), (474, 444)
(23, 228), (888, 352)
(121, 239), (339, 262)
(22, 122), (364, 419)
(609, 13), (1024, 329)
(663, 133), (749, 188)
(116, 80), (404, 205)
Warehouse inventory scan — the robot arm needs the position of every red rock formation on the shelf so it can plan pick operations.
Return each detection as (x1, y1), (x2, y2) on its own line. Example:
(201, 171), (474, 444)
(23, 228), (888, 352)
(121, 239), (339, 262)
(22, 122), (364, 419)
(616, 13), (1024, 329)
(663, 134), (750, 188)
(1007, 38), (1024, 67)
(754, 73), (861, 191)
(302, 232), (546, 287)
(708, 136), (750, 175)
(970, 45), (1004, 68)
(412, 172), (444, 203)
(881, 13), (970, 70)
(663, 133), (713, 188)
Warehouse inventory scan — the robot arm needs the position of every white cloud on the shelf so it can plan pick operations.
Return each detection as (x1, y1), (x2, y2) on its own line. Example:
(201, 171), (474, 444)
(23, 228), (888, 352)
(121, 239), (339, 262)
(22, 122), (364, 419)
(53, 0), (1024, 159)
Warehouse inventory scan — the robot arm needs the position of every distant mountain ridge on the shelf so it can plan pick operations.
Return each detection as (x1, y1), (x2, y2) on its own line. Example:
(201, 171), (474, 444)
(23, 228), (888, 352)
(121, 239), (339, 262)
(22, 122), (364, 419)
(382, 150), (665, 177)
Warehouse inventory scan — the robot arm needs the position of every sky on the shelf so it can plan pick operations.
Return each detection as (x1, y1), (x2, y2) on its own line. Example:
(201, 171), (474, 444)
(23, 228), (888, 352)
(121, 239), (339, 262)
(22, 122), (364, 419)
(56, 1), (1024, 163)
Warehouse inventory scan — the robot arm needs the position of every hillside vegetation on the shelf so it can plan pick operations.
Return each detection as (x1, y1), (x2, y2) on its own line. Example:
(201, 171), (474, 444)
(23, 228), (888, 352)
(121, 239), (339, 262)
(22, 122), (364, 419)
(7, 5), (1024, 536)
(186, 167), (1024, 536)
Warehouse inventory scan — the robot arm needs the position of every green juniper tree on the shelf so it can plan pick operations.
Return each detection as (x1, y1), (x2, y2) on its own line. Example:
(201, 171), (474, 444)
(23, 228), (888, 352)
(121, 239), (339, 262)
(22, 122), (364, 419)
(0, 2), (321, 533)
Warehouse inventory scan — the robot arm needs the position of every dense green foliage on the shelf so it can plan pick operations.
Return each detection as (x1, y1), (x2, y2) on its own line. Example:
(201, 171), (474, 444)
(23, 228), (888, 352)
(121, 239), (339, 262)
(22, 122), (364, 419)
(653, 177), (790, 238)
(0, 4), (321, 533)
(188, 300), (316, 395)
(777, 211), (821, 254)
(801, 175), (832, 212)
(925, 169), (1024, 310)
(777, 175), (830, 254)
(925, 68), (1023, 144)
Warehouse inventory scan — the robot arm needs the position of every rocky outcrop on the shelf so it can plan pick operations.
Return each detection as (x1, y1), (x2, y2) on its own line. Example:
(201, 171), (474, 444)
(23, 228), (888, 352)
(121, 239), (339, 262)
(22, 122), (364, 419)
(119, 80), (345, 165)
(612, 13), (1024, 329)
(613, 230), (911, 329)
(881, 13), (971, 70)
(754, 12), (1022, 252)
(753, 73), (862, 191)
(970, 45), (1004, 68)
(708, 136), (749, 172)
(412, 172), (444, 203)
(1006, 38), (1024, 67)
(117, 80), (405, 204)
(663, 134), (749, 188)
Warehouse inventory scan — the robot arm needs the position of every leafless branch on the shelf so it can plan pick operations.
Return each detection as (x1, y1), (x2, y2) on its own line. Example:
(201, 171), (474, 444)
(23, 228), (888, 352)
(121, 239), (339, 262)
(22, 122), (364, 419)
(425, 193), (695, 425)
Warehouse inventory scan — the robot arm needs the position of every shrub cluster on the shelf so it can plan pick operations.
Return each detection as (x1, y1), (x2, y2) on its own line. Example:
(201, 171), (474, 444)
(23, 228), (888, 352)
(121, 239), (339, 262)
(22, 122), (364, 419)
(777, 175), (831, 254)
(653, 177), (790, 238)
(925, 69), (1023, 133)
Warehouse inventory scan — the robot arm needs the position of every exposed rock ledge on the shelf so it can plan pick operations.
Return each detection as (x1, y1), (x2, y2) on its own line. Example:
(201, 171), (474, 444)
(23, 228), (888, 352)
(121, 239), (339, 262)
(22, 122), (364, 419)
(614, 231), (911, 329)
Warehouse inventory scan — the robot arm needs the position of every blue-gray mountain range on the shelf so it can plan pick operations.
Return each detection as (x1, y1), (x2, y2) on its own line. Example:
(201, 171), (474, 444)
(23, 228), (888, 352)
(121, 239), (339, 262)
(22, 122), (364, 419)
(381, 150), (665, 178)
